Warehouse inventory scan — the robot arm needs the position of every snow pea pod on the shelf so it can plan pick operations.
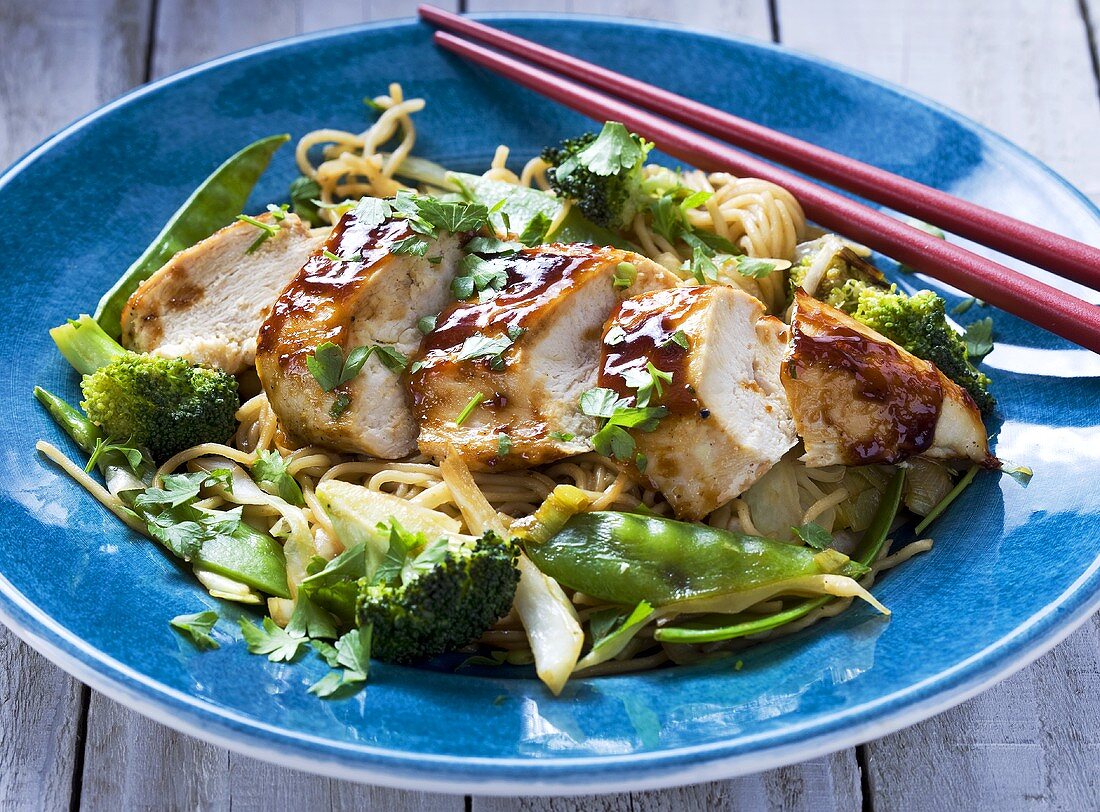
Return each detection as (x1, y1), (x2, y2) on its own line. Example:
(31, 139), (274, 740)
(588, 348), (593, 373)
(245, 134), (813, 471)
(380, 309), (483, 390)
(524, 511), (862, 608)
(654, 467), (906, 643)
(95, 133), (290, 338)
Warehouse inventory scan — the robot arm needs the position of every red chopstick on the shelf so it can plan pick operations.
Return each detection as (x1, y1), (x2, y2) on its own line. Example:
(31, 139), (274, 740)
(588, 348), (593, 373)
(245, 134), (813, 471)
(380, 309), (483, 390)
(425, 27), (1100, 354)
(420, 5), (1100, 292)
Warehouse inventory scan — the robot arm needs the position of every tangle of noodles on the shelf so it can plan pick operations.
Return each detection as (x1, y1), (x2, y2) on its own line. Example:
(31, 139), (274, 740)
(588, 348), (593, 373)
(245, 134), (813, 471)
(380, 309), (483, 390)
(43, 84), (937, 681)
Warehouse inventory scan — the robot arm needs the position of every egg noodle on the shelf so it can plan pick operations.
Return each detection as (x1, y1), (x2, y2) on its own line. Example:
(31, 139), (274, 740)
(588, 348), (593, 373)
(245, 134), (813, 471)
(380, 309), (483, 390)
(40, 82), (922, 675)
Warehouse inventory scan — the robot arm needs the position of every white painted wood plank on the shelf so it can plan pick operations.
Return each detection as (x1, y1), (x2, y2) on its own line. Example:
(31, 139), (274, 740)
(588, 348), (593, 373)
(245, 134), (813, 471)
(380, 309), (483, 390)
(777, 0), (1100, 201)
(467, 0), (774, 37)
(0, 2), (151, 810)
(473, 748), (861, 812)
(779, 1), (1100, 808)
(864, 615), (1100, 812)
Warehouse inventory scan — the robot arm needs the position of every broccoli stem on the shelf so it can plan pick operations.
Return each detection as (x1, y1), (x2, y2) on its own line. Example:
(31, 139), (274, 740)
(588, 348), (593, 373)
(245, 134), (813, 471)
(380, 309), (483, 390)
(49, 314), (127, 375)
(33, 386), (101, 454)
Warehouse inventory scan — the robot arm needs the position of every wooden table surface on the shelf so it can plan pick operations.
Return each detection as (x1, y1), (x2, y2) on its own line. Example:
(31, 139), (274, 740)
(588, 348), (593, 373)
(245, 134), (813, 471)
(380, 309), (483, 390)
(2, 1), (1098, 809)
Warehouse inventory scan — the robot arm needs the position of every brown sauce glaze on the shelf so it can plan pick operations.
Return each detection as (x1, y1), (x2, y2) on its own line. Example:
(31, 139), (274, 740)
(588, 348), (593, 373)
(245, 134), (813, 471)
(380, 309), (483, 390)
(788, 302), (944, 463)
(257, 213), (411, 368)
(408, 244), (621, 400)
(598, 287), (708, 415)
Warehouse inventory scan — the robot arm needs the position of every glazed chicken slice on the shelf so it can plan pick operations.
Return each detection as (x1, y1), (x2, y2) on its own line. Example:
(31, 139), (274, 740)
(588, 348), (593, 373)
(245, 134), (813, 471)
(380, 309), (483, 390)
(409, 244), (679, 471)
(782, 290), (989, 467)
(597, 285), (798, 520)
(121, 213), (328, 372)
(256, 211), (464, 458)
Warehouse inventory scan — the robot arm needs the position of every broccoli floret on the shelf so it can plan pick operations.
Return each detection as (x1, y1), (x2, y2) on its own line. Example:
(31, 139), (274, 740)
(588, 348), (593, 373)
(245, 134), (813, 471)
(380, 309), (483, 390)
(540, 122), (651, 230)
(789, 237), (886, 300)
(358, 532), (520, 663)
(50, 315), (239, 460)
(828, 281), (996, 415)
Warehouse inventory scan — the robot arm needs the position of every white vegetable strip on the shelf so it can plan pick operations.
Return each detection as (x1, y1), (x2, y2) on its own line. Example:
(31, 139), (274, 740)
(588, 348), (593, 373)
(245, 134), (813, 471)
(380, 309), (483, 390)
(439, 446), (508, 537)
(513, 552), (584, 696)
(35, 441), (146, 534)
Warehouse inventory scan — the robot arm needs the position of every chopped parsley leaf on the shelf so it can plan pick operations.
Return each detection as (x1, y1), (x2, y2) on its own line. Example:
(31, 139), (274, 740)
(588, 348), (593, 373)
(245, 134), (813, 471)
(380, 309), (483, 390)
(579, 387), (668, 463)
(497, 433), (513, 457)
(690, 247), (719, 283)
(452, 254), (508, 299)
(252, 450), (305, 506)
(557, 121), (649, 179)
(792, 522), (833, 550)
(170, 610), (220, 650)
(622, 361), (673, 407)
(457, 333), (514, 370)
(238, 616), (308, 663)
(417, 314), (438, 335)
(964, 317), (994, 359)
(662, 330), (689, 350)
(455, 392), (485, 426)
(735, 255), (784, 278)
(549, 431), (576, 442)
(518, 211), (552, 246)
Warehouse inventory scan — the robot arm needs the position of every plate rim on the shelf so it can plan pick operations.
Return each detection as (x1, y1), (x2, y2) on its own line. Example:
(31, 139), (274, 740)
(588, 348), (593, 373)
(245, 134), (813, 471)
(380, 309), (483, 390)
(2, 13), (1098, 795)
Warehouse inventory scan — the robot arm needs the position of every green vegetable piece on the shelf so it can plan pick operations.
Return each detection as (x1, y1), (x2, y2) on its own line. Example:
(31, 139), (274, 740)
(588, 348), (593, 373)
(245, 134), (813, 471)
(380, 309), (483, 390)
(524, 511), (858, 608)
(51, 315), (239, 461)
(308, 627), (371, 699)
(238, 615), (307, 662)
(170, 512), (290, 597)
(289, 176), (324, 226)
(357, 531), (520, 663)
(964, 317), (994, 359)
(33, 386), (102, 455)
(792, 521), (833, 550)
(539, 124), (652, 230)
(170, 610), (220, 650)
(252, 450), (305, 506)
(449, 173), (630, 248)
(95, 134), (290, 338)
(654, 467), (906, 643)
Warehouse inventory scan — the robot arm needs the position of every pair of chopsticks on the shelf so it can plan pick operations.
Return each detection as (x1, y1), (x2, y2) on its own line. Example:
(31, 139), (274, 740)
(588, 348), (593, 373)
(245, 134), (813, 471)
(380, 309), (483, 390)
(419, 5), (1100, 354)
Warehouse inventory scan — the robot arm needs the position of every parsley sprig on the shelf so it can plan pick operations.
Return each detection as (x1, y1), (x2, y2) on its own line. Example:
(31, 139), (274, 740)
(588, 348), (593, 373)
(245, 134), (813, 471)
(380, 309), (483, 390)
(252, 450), (305, 506)
(621, 361), (673, 407)
(579, 387), (667, 463)
(307, 341), (409, 417)
(236, 204), (289, 253)
(170, 610), (220, 650)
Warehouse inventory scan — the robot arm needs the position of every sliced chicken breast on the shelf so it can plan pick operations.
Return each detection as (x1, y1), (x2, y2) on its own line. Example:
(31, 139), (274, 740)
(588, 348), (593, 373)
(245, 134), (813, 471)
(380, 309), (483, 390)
(598, 285), (797, 520)
(121, 212), (328, 372)
(256, 211), (464, 458)
(409, 244), (679, 471)
(782, 290), (989, 467)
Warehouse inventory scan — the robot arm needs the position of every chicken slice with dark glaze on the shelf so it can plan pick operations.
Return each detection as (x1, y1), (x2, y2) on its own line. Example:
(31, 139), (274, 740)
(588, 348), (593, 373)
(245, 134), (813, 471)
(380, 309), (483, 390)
(409, 244), (679, 471)
(782, 290), (989, 467)
(597, 285), (797, 520)
(256, 209), (464, 458)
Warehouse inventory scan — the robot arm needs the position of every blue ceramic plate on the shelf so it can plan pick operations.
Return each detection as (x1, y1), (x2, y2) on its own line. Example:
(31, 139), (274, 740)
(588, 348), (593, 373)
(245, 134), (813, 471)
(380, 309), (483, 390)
(1, 15), (1098, 795)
